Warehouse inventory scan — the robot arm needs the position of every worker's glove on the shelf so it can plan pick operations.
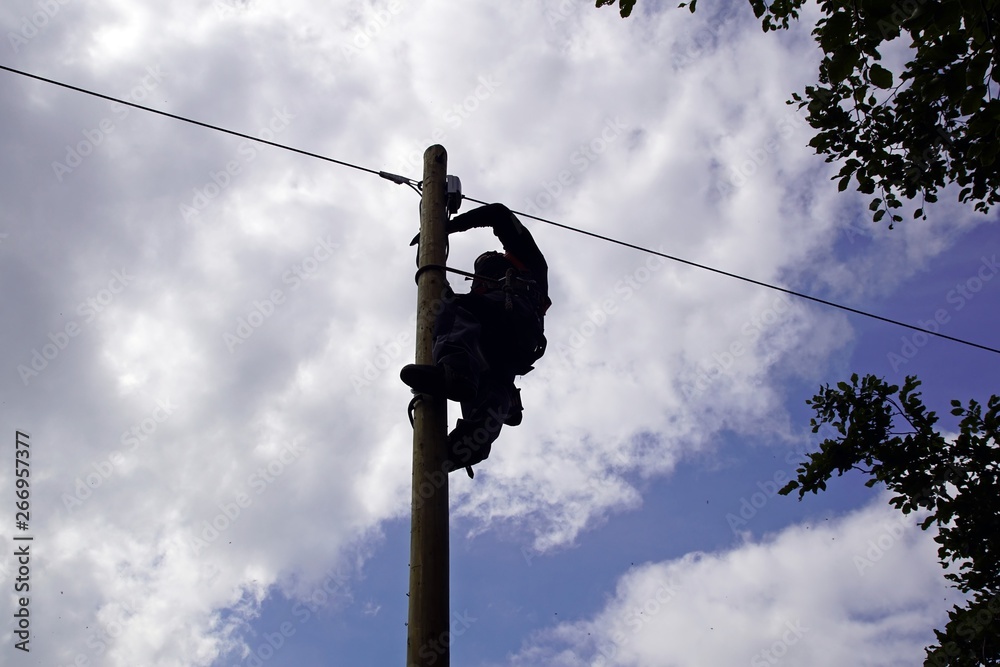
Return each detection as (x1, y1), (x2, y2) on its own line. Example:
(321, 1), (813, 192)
(409, 216), (473, 246)
(447, 214), (475, 235)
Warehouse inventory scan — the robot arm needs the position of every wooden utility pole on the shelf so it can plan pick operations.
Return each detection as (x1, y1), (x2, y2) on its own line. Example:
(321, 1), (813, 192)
(407, 144), (450, 667)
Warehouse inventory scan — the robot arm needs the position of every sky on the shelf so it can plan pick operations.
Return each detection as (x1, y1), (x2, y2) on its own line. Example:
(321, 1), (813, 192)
(1, 1), (998, 666)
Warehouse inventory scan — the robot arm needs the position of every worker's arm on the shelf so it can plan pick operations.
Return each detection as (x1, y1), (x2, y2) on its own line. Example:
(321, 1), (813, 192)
(448, 203), (547, 273)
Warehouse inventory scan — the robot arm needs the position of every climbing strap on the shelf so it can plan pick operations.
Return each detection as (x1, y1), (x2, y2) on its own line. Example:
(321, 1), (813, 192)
(414, 263), (544, 315)
(406, 393), (475, 479)
(413, 263), (535, 289)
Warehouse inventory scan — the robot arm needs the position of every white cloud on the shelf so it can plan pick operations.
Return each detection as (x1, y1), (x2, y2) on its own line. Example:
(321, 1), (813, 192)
(0, 0), (991, 664)
(508, 496), (961, 667)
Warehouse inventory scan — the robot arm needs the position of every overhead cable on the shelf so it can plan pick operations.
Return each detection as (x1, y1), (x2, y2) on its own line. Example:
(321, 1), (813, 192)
(463, 196), (1000, 357)
(0, 64), (419, 189)
(3, 64), (996, 357)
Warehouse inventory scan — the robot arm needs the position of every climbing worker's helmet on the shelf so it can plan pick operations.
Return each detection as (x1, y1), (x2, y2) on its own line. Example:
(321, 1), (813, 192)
(472, 251), (530, 293)
(473, 251), (513, 282)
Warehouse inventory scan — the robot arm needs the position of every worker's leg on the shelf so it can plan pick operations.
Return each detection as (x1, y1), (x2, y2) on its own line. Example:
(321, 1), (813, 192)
(445, 371), (516, 471)
(401, 295), (487, 401)
(431, 295), (489, 389)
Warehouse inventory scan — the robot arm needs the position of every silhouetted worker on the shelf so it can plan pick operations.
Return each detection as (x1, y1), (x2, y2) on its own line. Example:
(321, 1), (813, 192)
(401, 203), (550, 476)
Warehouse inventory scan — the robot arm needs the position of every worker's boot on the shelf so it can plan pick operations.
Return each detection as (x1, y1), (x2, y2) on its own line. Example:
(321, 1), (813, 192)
(504, 386), (523, 426)
(400, 363), (475, 402)
(446, 419), (494, 472)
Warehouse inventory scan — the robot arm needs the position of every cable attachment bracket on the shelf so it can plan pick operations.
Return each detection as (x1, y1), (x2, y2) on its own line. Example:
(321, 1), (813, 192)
(381, 170), (422, 196)
(446, 175), (463, 215)
(379, 170), (415, 186)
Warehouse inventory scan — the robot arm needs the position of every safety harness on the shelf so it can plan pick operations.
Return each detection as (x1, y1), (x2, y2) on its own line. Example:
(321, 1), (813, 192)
(471, 251), (552, 317)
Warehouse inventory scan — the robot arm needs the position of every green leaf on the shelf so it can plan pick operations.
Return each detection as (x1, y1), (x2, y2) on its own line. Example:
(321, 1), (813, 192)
(961, 91), (983, 116)
(978, 141), (998, 167)
(868, 64), (894, 89)
(778, 480), (799, 495)
(820, 12), (853, 53)
(826, 49), (859, 85)
(596, 0), (636, 17)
